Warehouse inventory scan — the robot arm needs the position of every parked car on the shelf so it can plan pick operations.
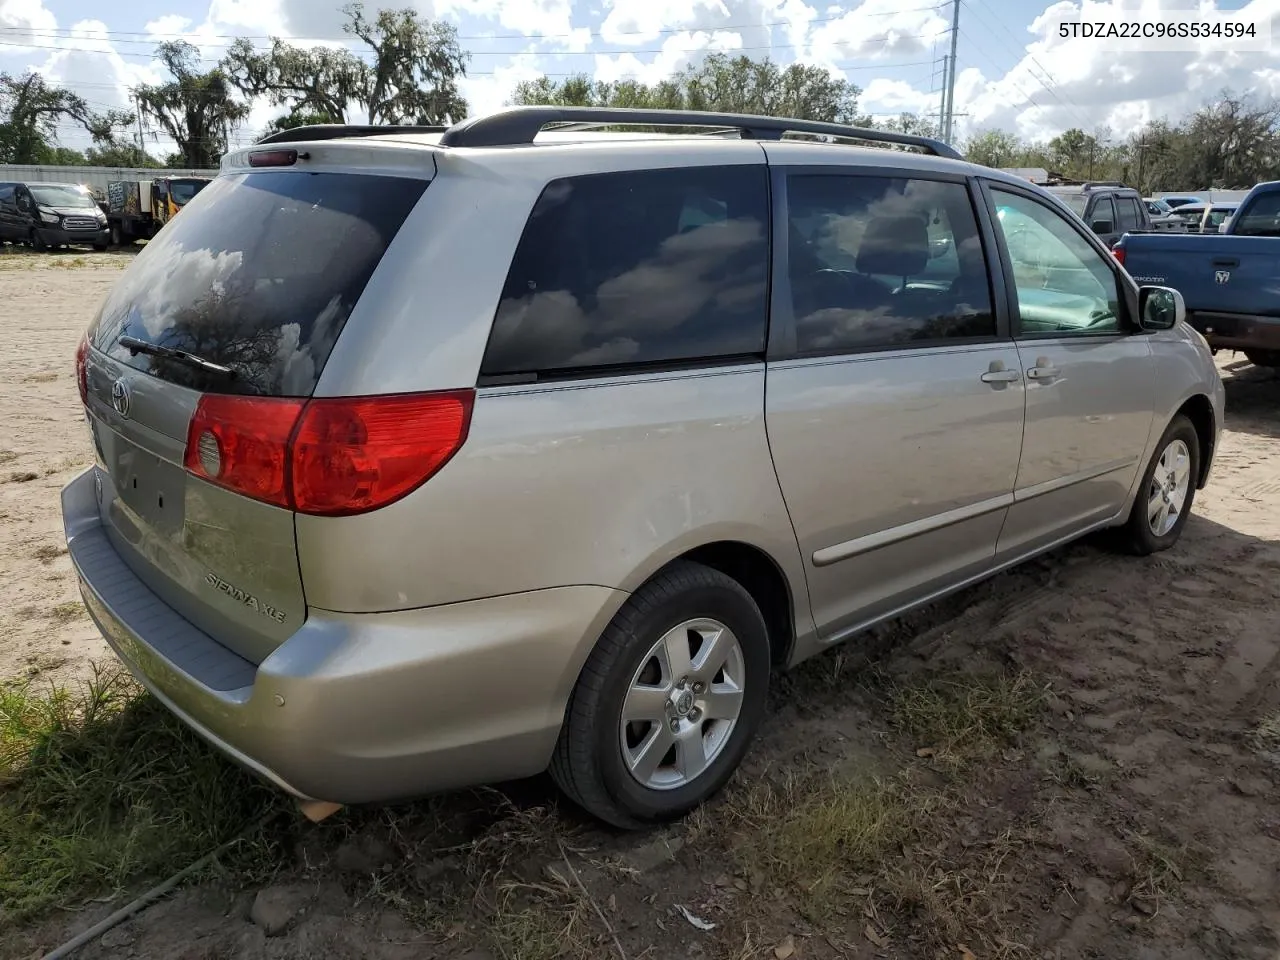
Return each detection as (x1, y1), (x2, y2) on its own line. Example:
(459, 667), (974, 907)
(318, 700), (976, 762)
(0, 181), (110, 250)
(1043, 181), (1168, 245)
(1115, 180), (1280, 367)
(64, 107), (1224, 829)
(1169, 201), (1239, 234)
(1161, 195), (1202, 209)
(1142, 197), (1189, 231)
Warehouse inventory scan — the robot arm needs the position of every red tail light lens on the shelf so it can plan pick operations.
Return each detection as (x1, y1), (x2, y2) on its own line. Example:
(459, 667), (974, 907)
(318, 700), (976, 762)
(1112, 245), (1125, 266)
(291, 391), (473, 516)
(75, 334), (89, 406)
(184, 395), (305, 509)
(183, 390), (474, 516)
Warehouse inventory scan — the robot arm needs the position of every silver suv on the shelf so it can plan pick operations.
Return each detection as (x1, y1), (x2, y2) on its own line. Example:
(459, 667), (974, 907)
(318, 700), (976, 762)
(64, 107), (1224, 829)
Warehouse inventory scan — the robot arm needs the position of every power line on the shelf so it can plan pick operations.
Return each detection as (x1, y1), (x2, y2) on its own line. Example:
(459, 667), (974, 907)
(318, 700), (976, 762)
(960, 0), (1096, 132)
(0, 6), (946, 46)
(0, 32), (942, 64)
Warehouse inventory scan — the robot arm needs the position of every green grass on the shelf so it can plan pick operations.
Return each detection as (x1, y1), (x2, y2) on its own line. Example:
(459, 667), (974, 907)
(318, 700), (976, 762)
(0, 664), (287, 921)
(890, 671), (1046, 763)
(725, 770), (912, 915)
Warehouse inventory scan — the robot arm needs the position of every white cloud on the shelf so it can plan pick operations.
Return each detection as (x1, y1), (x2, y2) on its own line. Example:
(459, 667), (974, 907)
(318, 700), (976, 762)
(0, 0), (56, 48)
(808, 0), (950, 63)
(595, 29), (745, 84)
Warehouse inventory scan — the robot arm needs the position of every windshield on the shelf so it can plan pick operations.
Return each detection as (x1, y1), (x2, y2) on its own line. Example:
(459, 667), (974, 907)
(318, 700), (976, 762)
(1206, 208), (1235, 227)
(29, 185), (96, 209)
(169, 180), (206, 206)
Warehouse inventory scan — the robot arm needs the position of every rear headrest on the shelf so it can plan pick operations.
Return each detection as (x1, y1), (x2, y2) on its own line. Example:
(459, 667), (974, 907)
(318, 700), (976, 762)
(856, 215), (930, 277)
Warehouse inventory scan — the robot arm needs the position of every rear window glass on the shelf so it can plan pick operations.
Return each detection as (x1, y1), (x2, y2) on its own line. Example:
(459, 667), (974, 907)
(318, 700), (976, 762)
(90, 171), (427, 396)
(481, 165), (769, 379)
(1234, 191), (1280, 236)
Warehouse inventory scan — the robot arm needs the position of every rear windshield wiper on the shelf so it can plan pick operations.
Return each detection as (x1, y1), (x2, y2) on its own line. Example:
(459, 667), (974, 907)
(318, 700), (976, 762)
(118, 335), (237, 380)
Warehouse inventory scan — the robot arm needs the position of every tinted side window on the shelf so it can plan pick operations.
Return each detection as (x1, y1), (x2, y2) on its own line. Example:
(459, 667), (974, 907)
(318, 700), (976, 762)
(1115, 196), (1141, 231)
(784, 174), (995, 354)
(482, 165), (769, 378)
(0, 185), (13, 203)
(1090, 196), (1116, 229)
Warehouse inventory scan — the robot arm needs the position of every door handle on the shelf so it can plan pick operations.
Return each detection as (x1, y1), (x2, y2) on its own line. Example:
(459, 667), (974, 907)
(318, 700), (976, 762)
(1026, 365), (1060, 380)
(980, 369), (1021, 383)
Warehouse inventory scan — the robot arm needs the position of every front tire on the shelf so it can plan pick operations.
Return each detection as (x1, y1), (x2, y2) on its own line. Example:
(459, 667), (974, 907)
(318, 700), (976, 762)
(550, 560), (771, 829)
(1119, 414), (1200, 556)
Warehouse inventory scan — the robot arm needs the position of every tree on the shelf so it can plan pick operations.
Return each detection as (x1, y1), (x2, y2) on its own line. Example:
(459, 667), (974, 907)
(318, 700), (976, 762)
(511, 54), (865, 125)
(0, 72), (130, 164)
(260, 110), (340, 140)
(136, 41), (250, 168)
(344, 2), (468, 124)
(84, 143), (162, 168)
(875, 113), (939, 138)
(962, 129), (1027, 168)
(223, 37), (362, 125)
(224, 3), (469, 129)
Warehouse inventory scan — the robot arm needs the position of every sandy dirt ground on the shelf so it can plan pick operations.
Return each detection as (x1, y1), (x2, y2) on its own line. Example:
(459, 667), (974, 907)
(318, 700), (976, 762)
(3, 250), (1279, 959)
(0, 252), (129, 685)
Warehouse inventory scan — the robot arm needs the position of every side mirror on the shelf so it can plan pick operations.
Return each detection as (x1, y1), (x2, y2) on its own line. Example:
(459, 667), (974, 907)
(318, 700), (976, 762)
(1139, 285), (1184, 331)
(1090, 218), (1114, 234)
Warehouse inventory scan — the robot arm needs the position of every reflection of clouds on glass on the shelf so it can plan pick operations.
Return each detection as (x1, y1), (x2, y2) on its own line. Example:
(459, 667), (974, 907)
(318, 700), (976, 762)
(88, 171), (426, 397)
(491, 217), (767, 370)
(279, 296), (345, 396)
(127, 245), (246, 342)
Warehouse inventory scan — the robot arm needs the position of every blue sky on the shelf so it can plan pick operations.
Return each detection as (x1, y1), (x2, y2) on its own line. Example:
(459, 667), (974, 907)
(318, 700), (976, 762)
(0, 0), (1275, 159)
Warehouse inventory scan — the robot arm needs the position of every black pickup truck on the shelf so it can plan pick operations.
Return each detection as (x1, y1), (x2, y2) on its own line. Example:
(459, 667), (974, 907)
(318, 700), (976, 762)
(1114, 180), (1280, 367)
(1045, 182), (1186, 247)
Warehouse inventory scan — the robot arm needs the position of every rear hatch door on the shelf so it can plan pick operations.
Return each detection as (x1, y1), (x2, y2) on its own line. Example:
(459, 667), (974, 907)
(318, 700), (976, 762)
(83, 164), (430, 663)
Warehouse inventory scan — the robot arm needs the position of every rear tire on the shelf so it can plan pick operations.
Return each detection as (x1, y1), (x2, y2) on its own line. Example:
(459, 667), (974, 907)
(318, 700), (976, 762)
(29, 230), (46, 252)
(550, 560), (771, 829)
(1245, 349), (1280, 368)
(1117, 414), (1200, 556)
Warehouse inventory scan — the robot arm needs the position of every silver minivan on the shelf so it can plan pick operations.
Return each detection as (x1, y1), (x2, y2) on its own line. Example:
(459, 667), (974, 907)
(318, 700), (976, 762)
(64, 107), (1224, 828)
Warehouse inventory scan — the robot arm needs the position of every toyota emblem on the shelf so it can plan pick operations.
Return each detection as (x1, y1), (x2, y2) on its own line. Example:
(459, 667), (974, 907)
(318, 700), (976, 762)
(110, 378), (132, 418)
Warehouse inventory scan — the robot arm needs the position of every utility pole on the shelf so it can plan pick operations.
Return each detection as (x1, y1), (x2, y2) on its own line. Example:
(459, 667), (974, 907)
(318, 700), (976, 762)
(133, 91), (144, 155)
(941, 0), (961, 144)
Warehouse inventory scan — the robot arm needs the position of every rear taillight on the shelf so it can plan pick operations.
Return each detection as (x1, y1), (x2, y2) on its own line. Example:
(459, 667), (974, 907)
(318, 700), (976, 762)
(184, 395), (304, 509)
(1112, 245), (1125, 266)
(183, 391), (474, 516)
(75, 334), (89, 406)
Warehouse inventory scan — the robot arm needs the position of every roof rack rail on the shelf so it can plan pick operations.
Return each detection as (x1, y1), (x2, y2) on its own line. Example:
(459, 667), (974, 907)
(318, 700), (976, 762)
(1081, 181), (1127, 190)
(436, 106), (964, 159)
(255, 124), (447, 145)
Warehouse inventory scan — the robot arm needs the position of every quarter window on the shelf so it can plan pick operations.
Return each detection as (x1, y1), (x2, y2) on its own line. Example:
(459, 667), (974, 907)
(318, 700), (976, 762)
(784, 174), (995, 354)
(990, 188), (1123, 337)
(482, 165), (770, 378)
(1115, 196), (1141, 231)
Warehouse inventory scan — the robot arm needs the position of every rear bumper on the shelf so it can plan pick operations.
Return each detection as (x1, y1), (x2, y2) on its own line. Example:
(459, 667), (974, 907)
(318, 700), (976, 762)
(62, 467), (624, 804)
(1187, 311), (1280, 351)
(37, 225), (109, 247)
